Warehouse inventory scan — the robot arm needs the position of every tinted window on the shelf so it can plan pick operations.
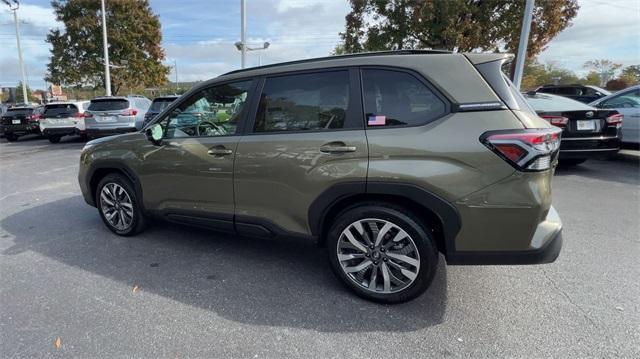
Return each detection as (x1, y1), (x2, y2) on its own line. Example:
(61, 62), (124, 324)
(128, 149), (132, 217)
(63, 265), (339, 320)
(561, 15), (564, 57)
(161, 81), (251, 138)
(88, 99), (129, 111)
(150, 98), (177, 112)
(361, 69), (445, 127)
(254, 71), (350, 132)
(5, 108), (33, 116)
(44, 104), (79, 117)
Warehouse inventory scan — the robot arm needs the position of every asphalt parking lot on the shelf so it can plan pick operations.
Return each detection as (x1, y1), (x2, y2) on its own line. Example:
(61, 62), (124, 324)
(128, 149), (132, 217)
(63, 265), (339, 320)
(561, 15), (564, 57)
(1, 135), (638, 358)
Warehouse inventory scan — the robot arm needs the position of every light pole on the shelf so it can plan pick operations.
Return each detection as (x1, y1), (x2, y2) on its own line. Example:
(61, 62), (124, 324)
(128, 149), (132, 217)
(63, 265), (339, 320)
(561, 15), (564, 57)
(235, 41), (270, 67)
(240, 0), (246, 68)
(3, 0), (28, 103)
(173, 59), (178, 91)
(513, 0), (535, 89)
(100, 0), (112, 96)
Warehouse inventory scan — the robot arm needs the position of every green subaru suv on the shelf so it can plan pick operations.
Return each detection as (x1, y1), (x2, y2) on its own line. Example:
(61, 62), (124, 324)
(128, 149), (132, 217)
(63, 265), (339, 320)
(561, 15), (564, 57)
(79, 51), (563, 303)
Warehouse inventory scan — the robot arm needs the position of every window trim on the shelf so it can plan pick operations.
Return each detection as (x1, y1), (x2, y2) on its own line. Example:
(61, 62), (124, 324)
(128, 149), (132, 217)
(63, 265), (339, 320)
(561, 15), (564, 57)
(149, 78), (258, 139)
(244, 67), (364, 136)
(358, 66), (451, 130)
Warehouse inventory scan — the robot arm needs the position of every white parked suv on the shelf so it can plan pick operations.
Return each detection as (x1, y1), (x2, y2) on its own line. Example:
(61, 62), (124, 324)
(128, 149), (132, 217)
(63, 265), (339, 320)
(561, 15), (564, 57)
(39, 101), (91, 143)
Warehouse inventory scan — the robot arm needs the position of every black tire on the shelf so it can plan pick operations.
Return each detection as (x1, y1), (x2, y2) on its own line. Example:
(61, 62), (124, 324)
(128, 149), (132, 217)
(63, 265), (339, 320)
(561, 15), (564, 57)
(96, 173), (147, 236)
(48, 135), (61, 143)
(5, 133), (17, 142)
(559, 158), (586, 166)
(326, 202), (439, 304)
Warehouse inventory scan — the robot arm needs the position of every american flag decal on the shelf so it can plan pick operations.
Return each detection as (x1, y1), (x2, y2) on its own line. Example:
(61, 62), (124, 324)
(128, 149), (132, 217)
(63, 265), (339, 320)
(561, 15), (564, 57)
(368, 115), (386, 126)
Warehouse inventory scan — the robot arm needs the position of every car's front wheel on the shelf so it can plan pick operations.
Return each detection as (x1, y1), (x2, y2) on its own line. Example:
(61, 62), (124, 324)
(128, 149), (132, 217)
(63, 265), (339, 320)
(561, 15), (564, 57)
(96, 173), (146, 236)
(47, 135), (61, 143)
(326, 203), (438, 303)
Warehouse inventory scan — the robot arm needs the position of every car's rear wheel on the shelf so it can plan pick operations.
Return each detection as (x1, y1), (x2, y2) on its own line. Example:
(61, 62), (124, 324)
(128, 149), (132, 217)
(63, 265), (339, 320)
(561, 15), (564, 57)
(48, 135), (61, 143)
(96, 173), (146, 236)
(326, 203), (438, 303)
(5, 133), (17, 142)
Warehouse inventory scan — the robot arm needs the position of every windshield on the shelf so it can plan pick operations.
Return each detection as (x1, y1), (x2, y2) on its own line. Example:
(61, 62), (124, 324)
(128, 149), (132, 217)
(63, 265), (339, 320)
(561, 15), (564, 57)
(44, 104), (79, 117)
(88, 99), (129, 111)
(525, 93), (595, 112)
(150, 98), (176, 112)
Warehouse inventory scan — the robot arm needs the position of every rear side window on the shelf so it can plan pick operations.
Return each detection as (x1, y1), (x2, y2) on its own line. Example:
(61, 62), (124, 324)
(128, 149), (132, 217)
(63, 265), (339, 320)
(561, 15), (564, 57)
(150, 98), (176, 112)
(44, 104), (78, 117)
(361, 69), (445, 127)
(88, 99), (129, 111)
(254, 71), (350, 132)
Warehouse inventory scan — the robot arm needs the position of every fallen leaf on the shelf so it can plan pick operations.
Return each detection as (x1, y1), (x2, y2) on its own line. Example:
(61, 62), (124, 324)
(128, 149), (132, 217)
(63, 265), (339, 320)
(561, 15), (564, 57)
(615, 306), (624, 311)
(132, 285), (139, 293)
(54, 337), (62, 349)
(457, 337), (463, 343)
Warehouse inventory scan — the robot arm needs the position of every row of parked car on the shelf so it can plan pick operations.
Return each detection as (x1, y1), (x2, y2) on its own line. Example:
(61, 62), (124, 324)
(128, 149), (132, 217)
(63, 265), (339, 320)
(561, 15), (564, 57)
(0, 94), (179, 143)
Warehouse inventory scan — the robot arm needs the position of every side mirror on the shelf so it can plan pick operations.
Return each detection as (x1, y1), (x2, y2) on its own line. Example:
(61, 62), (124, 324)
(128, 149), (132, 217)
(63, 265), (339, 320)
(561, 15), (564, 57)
(145, 123), (164, 145)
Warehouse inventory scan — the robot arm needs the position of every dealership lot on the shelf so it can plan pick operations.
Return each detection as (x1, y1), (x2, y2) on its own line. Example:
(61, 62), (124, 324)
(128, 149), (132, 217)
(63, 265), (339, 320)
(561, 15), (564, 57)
(1, 136), (638, 358)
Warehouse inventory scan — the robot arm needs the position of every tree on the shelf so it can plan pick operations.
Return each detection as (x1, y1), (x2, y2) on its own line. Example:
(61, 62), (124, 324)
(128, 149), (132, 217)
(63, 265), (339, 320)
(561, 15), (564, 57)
(619, 65), (640, 85)
(581, 71), (601, 86)
(45, 0), (169, 95)
(583, 59), (622, 87)
(520, 58), (579, 90)
(339, 0), (579, 77)
(15, 82), (40, 103)
(605, 79), (629, 91)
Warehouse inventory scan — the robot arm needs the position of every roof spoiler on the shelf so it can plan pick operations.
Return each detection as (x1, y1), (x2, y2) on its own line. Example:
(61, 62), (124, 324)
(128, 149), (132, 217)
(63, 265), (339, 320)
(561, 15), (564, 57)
(464, 53), (514, 65)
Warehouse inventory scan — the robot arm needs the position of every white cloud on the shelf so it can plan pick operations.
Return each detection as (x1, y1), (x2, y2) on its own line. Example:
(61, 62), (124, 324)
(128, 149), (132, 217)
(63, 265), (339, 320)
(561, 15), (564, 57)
(538, 0), (640, 75)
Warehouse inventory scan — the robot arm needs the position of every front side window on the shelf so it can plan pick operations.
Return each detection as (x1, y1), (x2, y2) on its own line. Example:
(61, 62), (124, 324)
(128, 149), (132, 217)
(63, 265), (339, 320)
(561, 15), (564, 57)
(254, 71), (350, 133)
(361, 69), (445, 127)
(161, 81), (251, 138)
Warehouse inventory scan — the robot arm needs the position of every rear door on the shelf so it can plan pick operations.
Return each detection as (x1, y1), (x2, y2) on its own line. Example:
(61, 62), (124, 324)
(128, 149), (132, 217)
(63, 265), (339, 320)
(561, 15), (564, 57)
(233, 69), (367, 236)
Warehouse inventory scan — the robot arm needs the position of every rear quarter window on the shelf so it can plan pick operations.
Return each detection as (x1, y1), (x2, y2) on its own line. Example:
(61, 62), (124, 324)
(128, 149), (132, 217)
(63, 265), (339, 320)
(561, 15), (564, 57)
(150, 98), (177, 112)
(88, 99), (129, 111)
(361, 69), (446, 127)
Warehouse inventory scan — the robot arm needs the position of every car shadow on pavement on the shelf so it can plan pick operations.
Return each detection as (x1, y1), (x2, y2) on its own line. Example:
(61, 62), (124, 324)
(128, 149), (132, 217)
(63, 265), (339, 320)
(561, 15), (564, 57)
(1, 196), (447, 332)
(555, 155), (640, 186)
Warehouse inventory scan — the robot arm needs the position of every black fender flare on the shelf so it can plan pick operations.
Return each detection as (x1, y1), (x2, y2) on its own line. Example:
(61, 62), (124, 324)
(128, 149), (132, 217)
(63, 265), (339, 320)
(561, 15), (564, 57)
(308, 181), (461, 254)
(85, 160), (144, 208)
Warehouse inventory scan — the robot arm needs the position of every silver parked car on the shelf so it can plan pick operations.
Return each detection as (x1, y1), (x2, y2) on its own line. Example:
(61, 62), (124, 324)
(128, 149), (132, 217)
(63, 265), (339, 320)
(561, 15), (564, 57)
(84, 95), (151, 138)
(39, 101), (90, 143)
(589, 85), (640, 147)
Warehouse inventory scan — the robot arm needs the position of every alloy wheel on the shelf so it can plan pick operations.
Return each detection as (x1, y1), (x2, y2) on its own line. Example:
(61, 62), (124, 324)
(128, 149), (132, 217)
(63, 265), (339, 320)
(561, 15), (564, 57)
(99, 183), (134, 231)
(336, 218), (420, 294)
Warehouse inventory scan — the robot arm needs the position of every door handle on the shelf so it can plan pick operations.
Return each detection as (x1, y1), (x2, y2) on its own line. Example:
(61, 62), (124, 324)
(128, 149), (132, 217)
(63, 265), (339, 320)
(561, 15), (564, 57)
(320, 142), (357, 153)
(207, 145), (233, 156)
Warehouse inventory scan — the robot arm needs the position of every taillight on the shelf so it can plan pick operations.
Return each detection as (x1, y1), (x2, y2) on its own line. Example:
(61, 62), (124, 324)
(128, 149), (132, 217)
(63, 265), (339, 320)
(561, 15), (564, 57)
(606, 113), (623, 127)
(122, 109), (138, 116)
(30, 114), (42, 121)
(541, 115), (569, 127)
(84, 112), (94, 118)
(481, 128), (562, 172)
(74, 112), (87, 118)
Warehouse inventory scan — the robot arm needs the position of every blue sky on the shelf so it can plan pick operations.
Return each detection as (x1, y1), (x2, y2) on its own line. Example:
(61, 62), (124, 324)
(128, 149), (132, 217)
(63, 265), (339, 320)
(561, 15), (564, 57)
(1, 0), (638, 90)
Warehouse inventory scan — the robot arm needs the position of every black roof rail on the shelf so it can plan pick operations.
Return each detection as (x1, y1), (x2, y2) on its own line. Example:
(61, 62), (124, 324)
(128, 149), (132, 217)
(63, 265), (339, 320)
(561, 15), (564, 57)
(221, 49), (453, 76)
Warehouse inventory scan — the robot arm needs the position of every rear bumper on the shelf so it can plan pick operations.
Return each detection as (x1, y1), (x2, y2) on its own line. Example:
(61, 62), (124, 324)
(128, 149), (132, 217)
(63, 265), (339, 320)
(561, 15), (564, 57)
(446, 206), (563, 265)
(559, 135), (621, 159)
(42, 127), (78, 137)
(2, 123), (40, 135)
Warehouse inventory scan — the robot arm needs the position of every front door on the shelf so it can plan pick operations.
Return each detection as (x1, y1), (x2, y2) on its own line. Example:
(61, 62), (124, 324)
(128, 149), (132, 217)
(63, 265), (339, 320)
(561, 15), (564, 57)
(234, 69), (368, 236)
(139, 80), (254, 229)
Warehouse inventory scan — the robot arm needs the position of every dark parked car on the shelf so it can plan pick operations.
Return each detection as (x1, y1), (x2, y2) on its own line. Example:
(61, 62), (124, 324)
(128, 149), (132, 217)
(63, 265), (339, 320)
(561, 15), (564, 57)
(79, 50), (563, 303)
(536, 84), (610, 104)
(142, 95), (179, 127)
(524, 92), (622, 165)
(0, 105), (43, 141)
